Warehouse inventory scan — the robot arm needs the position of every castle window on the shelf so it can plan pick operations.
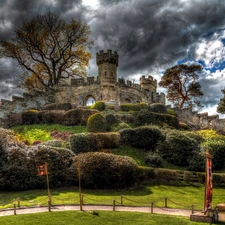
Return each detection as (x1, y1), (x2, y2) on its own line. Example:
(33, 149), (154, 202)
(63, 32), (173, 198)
(105, 71), (107, 76)
(111, 72), (113, 76)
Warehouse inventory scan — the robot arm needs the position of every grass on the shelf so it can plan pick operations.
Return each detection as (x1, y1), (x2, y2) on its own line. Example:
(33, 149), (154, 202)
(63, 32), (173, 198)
(112, 145), (147, 166)
(11, 124), (87, 144)
(0, 211), (218, 225)
(0, 184), (224, 210)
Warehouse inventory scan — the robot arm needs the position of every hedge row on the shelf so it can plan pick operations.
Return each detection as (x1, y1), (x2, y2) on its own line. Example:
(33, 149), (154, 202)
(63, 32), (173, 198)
(137, 167), (225, 184)
(134, 109), (179, 128)
(42, 103), (72, 111)
(119, 126), (164, 151)
(120, 103), (148, 112)
(71, 152), (138, 188)
(10, 109), (99, 126)
(70, 132), (120, 154)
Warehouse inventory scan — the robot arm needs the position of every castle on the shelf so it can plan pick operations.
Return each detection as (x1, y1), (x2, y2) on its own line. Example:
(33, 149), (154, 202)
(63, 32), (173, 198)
(54, 49), (165, 106)
(0, 49), (165, 126)
(1, 49), (225, 130)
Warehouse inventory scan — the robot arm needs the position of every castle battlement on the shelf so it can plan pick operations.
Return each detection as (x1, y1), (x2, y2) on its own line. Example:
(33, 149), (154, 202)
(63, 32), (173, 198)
(96, 49), (118, 67)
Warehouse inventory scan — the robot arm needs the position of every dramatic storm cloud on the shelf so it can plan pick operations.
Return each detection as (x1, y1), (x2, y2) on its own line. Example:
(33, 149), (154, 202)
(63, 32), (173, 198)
(1, 0), (225, 115)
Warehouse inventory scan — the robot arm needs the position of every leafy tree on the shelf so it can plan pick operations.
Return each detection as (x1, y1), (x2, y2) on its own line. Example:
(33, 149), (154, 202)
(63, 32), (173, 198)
(0, 12), (93, 91)
(159, 64), (203, 109)
(217, 89), (225, 113)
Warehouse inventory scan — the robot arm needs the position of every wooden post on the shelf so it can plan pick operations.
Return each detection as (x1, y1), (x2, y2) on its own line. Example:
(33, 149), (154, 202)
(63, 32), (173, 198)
(191, 205), (194, 214)
(78, 161), (82, 211)
(165, 197), (168, 208)
(81, 194), (84, 205)
(151, 202), (154, 213)
(121, 196), (123, 205)
(45, 163), (51, 205)
(113, 200), (116, 211)
(17, 198), (20, 208)
(13, 203), (16, 215)
(48, 200), (51, 212)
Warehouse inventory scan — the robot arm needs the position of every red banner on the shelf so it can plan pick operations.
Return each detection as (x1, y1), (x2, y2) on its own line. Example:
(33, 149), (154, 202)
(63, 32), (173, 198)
(38, 164), (47, 176)
(204, 155), (213, 212)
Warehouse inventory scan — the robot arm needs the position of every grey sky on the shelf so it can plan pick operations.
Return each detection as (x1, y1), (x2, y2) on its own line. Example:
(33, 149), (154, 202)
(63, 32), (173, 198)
(1, 0), (225, 115)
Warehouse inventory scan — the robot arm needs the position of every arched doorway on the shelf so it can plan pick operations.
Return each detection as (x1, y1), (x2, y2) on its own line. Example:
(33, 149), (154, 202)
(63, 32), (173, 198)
(85, 96), (95, 106)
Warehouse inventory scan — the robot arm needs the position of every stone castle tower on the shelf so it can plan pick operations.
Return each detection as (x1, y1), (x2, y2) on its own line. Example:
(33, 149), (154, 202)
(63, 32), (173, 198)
(96, 49), (118, 88)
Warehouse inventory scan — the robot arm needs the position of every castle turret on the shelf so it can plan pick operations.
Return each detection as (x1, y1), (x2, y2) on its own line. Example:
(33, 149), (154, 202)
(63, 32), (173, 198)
(140, 75), (157, 92)
(96, 49), (118, 87)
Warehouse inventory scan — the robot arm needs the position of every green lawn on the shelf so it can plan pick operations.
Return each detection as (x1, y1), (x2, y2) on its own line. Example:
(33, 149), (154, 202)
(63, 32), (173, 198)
(11, 124), (87, 144)
(0, 184), (224, 211)
(0, 211), (218, 225)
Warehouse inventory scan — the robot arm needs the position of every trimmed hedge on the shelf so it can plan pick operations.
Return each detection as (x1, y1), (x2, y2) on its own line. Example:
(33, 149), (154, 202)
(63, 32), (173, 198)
(134, 109), (179, 128)
(91, 101), (105, 111)
(149, 103), (167, 114)
(105, 113), (118, 126)
(71, 152), (138, 188)
(120, 103), (148, 112)
(87, 113), (110, 132)
(137, 167), (178, 182)
(119, 126), (164, 151)
(70, 132), (120, 154)
(64, 108), (99, 126)
(43, 103), (72, 111)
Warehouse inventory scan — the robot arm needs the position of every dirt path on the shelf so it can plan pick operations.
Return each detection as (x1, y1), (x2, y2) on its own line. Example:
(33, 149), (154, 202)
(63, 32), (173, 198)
(0, 204), (224, 222)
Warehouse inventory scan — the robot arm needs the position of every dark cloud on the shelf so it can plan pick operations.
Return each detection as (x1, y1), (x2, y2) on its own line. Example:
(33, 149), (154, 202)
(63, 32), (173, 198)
(0, 0), (225, 115)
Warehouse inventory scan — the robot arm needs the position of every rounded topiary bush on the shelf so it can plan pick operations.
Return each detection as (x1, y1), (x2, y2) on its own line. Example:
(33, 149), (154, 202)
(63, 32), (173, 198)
(91, 101), (105, 111)
(149, 103), (167, 114)
(105, 113), (118, 126)
(64, 109), (99, 126)
(87, 113), (110, 132)
(119, 126), (164, 150)
(157, 130), (201, 167)
(71, 152), (138, 188)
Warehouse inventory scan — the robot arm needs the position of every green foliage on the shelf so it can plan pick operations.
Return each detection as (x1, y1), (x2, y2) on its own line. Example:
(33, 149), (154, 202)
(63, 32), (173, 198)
(105, 113), (118, 125)
(157, 130), (201, 167)
(120, 103), (147, 112)
(187, 151), (205, 172)
(91, 101), (105, 111)
(217, 89), (225, 114)
(137, 166), (155, 181)
(145, 152), (162, 168)
(70, 132), (120, 154)
(149, 103), (167, 114)
(154, 168), (179, 182)
(87, 113), (110, 132)
(159, 64), (203, 109)
(64, 108), (99, 126)
(111, 122), (130, 132)
(71, 152), (138, 188)
(134, 109), (179, 128)
(43, 103), (72, 111)
(115, 114), (134, 123)
(167, 109), (176, 116)
(119, 126), (164, 151)
(11, 124), (86, 145)
(198, 130), (225, 170)
(70, 133), (99, 153)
